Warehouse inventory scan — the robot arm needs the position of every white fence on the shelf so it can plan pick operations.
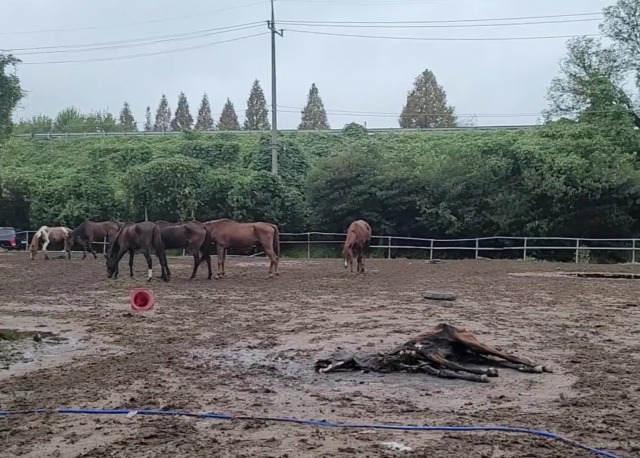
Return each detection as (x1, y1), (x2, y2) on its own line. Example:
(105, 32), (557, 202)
(10, 230), (639, 263)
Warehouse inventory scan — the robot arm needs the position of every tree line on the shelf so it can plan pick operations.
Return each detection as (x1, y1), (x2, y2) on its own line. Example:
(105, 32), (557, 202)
(12, 80), (334, 135)
(1, 0), (639, 261)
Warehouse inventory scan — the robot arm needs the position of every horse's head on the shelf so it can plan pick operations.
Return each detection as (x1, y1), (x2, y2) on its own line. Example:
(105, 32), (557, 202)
(106, 252), (118, 278)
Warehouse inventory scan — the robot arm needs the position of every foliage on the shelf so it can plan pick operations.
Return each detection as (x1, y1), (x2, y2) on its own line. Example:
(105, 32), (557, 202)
(195, 93), (214, 130)
(13, 115), (53, 135)
(118, 101), (137, 131)
(399, 68), (457, 128)
(243, 79), (270, 131)
(153, 94), (171, 132)
(298, 83), (330, 130)
(0, 54), (25, 139)
(217, 98), (240, 131)
(171, 91), (193, 131)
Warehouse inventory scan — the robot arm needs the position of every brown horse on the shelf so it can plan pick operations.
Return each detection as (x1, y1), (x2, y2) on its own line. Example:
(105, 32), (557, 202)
(106, 221), (170, 282)
(155, 220), (213, 280)
(29, 226), (72, 260)
(203, 218), (280, 279)
(65, 220), (120, 259)
(342, 219), (372, 273)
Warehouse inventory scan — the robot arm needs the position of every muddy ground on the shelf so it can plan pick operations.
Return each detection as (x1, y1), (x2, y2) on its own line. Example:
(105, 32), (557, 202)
(0, 252), (639, 457)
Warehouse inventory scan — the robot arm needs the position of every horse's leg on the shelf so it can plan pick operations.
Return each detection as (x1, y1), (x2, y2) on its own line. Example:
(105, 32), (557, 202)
(357, 247), (364, 273)
(204, 251), (213, 280)
(215, 245), (224, 279)
(221, 248), (227, 277)
(128, 249), (135, 278)
(157, 249), (169, 282)
(86, 237), (98, 259)
(189, 242), (202, 280)
(142, 249), (153, 282)
(42, 235), (50, 260)
(263, 242), (277, 279)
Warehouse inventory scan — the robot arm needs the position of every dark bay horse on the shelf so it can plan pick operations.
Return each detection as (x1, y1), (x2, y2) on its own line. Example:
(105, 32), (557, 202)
(203, 218), (280, 279)
(106, 221), (170, 282)
(65, 220), (120, 259)
(342, 219), (372, 273)
(155, 220), (213, 279)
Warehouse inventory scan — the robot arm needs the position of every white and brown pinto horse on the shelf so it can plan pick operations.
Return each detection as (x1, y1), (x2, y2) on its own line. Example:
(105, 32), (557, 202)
(29, 225), (72, 260)
(342, 219), (372, 273)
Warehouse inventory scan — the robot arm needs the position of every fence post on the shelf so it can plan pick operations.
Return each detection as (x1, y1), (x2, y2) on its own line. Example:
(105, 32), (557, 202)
(475, 238), (479, 259)
(575, 238), (580, 263)
(523, 237), (527, 260)
(633, 239), (636, 264)
(387, 236), (391, 259)
(307, 232), (310, 259)
(429, 239), (433, 260)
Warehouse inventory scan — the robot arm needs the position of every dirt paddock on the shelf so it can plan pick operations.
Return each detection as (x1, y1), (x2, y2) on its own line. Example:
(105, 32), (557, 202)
(1, 253), (639, 457)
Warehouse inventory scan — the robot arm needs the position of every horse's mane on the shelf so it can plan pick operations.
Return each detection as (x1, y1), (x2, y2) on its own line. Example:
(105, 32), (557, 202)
(108, 222), (130, 256)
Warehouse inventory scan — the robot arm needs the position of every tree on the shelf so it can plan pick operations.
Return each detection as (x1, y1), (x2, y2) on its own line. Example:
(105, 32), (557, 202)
(118, 101), (137, 131)
(0, 54), (25, 139)
(195, 93), (214, 130)
(298, 83), (330, 130)
(153, 94), (172, 132)
(399, 69), (457, 128)
(243, 79), (270, 131)
(144, 106), (152, 132)
(217, 98), (240, 131)
(13, 115), (53, 135)
(171, 91), (193, 131)
(545, 1), (640, 129)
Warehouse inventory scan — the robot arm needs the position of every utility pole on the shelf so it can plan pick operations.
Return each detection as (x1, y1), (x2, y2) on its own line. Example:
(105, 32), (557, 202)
(268, 0), (283, 175)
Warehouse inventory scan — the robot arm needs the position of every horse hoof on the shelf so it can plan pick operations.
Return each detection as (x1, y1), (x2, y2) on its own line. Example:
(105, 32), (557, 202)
(533, 365), (544, 373)
(487, 368), (499, 377)
(480, 374), (489, 383)
(542, 365), (553, 373)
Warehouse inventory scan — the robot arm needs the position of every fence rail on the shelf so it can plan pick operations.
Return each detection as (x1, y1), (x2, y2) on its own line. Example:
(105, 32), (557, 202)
(7, 230), (638, 264)
(13, 124), (540, 139)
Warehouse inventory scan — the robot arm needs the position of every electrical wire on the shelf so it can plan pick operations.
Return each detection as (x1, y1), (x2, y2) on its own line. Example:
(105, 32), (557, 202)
(279, 12), (604, 24)
(10, 24), (265, 56)
(286, 29), (602, 41)
(279, 18), (602, 29)
(277, 108), (543, 118)
(19, 32), (269, 65)
(0, 408), (621, 457)
(0, 1), (269, 35)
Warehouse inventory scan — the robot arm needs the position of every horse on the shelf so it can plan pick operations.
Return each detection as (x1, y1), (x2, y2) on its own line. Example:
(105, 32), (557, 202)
(342, 219), (372, 273)
(203, 218), (280, 279)
(29, 226), (72, 260)
(106, 221), (170, 282)
(64, 220), (120, 259)
(154, 220), (213, 280)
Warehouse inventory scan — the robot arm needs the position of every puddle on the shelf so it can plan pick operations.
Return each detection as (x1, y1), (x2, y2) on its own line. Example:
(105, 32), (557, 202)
(0, 326), (87, 379)
(510, 271), (640, 280)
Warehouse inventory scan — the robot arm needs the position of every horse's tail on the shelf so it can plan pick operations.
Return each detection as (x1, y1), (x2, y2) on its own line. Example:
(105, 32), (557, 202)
(152, 224), (165, 254)
(272, 224), (280, 257)
(202, 224), (213, 257)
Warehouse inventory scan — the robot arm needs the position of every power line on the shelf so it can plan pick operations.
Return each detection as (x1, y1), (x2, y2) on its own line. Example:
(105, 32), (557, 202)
(279, 18), (601, 29)
(10, 24), (265, 56)
(19, 33), (269, 65)
(279, 12), (603, 24)
(0, 1), (269, 35)
(286, 29), (602, 41)
(277, 107), (544, 118)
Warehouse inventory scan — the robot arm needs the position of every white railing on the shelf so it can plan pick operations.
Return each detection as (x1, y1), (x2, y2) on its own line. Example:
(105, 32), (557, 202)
(6, 230), (638, 263)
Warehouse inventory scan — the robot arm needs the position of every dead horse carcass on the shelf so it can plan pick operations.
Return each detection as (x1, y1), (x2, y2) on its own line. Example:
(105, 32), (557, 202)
(314, 323), (553, 383)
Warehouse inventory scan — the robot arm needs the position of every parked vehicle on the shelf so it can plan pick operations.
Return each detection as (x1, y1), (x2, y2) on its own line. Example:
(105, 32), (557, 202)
(0, 227), (19, 251)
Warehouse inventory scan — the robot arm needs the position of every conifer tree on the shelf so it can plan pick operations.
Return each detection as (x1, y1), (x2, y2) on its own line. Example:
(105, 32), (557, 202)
(399, 69), (457, 128)
(243, 79), (270, 130)
(153, 94), (172, 132)
(144, 106), (152, 131)
(171, 91), (193, 131)
(217, 98), (240, 131)
(195, 93), (214, 130)
(118, 101), (137, 131)
(298, 83), (330, 130)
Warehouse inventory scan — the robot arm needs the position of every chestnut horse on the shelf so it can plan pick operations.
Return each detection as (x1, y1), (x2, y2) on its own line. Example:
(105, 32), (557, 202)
(155, 220), (213, 280)
(203, 218), (280, 279)
(106, 221), (170, 282)
(65, 220), (120, 259)
(29, 225), (72, 260)
(342, 219), (372, 273)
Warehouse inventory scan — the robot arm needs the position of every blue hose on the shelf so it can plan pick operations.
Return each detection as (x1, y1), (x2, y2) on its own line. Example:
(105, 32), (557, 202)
(0, 408), (620, 458)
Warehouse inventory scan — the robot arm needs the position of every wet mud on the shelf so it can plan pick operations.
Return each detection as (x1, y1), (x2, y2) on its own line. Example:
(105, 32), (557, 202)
(0, 253), (639, 457)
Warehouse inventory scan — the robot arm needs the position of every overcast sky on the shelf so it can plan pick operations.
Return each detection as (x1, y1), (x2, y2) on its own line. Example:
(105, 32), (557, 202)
(4, 0), (614, 129)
